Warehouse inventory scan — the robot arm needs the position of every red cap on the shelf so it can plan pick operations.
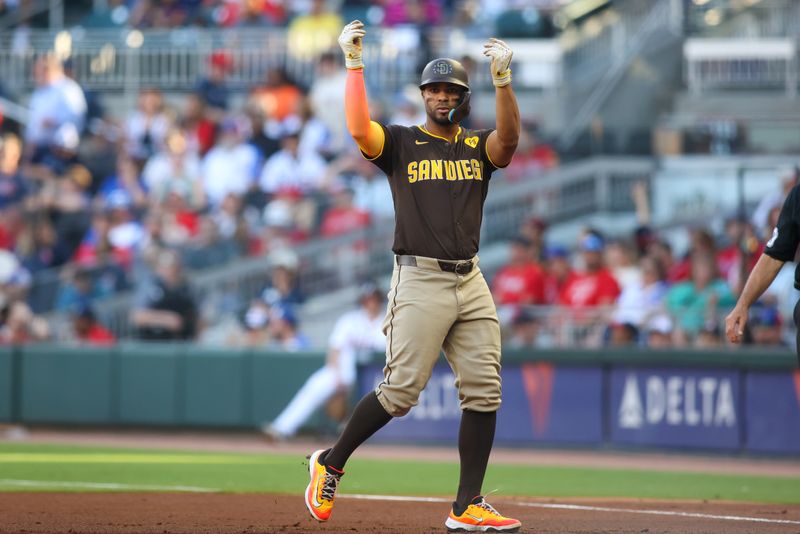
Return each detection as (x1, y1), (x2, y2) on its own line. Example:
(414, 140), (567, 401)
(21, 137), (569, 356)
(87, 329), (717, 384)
(210, 51), (234, 72)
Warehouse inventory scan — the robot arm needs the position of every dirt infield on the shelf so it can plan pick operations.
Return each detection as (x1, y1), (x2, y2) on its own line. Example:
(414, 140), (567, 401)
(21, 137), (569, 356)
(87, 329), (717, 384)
(2, 430), (800, 533)
(1, 493), (799, 533)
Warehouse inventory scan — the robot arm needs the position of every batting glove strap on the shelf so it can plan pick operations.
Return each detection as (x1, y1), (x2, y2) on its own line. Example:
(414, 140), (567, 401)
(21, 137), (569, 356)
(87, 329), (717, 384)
(344, 56), (363, 70)
(492, 69), (512, 88)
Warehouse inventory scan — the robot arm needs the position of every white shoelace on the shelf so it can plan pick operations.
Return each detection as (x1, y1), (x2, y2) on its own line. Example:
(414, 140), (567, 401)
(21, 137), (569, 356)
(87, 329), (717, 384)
(476, 499), (501, 516)
(320, 471), (341, 502)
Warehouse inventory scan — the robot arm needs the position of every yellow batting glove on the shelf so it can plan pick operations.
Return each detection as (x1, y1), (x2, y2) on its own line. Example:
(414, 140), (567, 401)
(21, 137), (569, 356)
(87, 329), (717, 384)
(338, 20), (366, 70)
(483, 37), (513, 87)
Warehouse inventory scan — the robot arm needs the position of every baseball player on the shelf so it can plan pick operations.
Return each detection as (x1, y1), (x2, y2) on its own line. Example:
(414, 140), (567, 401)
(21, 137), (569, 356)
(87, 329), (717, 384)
(304, 20), (521, 532)
(263, 283), (386, 439)
(726, 182), (800, 362)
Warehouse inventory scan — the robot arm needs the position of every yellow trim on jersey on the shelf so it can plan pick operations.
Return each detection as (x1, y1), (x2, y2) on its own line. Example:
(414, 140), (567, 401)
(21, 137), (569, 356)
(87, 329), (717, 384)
(416, 125), (462, 143)
(360, 121), (386, 161)
(484, 137), (508, 169)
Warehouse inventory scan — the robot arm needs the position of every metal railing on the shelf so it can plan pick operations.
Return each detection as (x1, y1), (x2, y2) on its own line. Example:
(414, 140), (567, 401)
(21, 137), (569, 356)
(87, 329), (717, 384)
(685, 0), (800, 39)
(0, 26), (573, 97)
(684, 38), (798, 96)
(0, 95), (29, 124)
(0, 27), (427, 97)
(0, 0), (62, 31)
(0, 0), (679, 101)
(559, 0), (678, 92)
(558, 0), (680, 150)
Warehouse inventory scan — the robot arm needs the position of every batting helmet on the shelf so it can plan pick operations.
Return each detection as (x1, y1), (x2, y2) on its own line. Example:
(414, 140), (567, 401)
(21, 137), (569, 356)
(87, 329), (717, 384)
(419, 58), (470, 91)
(419, 58), (471, 123)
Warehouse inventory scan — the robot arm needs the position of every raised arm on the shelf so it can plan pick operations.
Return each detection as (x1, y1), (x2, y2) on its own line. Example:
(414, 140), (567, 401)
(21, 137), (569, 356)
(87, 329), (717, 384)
(483, 38), (520, 168)
(338, 20), (384, 158)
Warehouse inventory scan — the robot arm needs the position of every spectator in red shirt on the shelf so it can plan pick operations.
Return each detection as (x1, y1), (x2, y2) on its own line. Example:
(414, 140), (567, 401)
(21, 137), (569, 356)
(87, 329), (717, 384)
(559, 233), (621, 308)
(667, 228), (716, 283)
(320, 183), (371, 238)
(492, 235), (546, 326)
(320, 183), (371, 285)
(72, 304), (115, 346)
(504, 126), (558, 181)
(181, 93), (218, 156)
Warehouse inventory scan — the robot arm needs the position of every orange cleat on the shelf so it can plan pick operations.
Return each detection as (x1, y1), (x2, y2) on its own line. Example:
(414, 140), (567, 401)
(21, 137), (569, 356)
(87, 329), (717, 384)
(445, 496), (521, 532)
(304, 449), (343, 522)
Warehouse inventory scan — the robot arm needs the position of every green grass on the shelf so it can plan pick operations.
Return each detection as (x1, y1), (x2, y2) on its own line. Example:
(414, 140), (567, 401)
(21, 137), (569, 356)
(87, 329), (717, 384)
(0, 443), (798, 504)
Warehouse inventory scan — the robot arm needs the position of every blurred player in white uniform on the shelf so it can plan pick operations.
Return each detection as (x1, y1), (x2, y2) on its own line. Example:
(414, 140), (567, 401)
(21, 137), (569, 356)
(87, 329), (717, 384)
(263, 283), (386, 439)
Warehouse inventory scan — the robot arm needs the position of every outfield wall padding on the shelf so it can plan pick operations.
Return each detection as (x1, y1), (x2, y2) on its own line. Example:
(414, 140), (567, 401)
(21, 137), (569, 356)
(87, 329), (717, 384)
(0, 347), (13, 421)
(20, 345), (115, 423)
(118, 344), (182, 425)
(11, 343), (325, 428)
(7, 343), (799, 454)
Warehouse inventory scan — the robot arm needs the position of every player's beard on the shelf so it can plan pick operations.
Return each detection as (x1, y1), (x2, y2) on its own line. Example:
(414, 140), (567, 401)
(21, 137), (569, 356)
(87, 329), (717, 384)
(427, 108), (453, 126)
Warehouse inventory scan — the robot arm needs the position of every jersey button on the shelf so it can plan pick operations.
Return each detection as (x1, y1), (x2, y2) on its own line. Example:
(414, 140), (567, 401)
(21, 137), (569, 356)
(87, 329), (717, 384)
(452, 192), (457, 198)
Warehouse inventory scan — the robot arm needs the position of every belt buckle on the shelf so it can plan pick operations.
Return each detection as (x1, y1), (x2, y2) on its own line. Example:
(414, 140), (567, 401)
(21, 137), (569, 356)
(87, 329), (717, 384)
(455, 261), (471, 275)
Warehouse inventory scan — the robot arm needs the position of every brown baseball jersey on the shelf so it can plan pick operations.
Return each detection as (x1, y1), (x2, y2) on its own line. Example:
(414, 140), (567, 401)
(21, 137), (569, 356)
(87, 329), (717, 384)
(364, 124), (502, 260)
(361, 122), (505, 417)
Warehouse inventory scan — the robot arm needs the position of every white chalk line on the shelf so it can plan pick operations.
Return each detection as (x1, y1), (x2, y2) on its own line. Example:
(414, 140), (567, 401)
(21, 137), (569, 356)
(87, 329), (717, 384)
(1, 483), (796, 525)
(0, 479), (217, 492)
(342, 494), (800, 526)
(515, 502), (800, 526)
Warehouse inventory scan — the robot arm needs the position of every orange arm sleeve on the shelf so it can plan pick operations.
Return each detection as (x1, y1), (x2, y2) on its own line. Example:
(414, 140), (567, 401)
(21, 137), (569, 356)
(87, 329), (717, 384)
(345, 68), (384, 158)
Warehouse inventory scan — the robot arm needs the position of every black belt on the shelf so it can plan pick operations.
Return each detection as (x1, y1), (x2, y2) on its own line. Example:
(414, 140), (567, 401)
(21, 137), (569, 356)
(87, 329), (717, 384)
(396, 255), (474, 275)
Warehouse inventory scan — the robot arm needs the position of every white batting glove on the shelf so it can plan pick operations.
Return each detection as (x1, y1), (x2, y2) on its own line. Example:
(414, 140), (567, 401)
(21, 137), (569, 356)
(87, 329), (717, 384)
(483, 37), (513, 87)
(338, 20), (366, 70)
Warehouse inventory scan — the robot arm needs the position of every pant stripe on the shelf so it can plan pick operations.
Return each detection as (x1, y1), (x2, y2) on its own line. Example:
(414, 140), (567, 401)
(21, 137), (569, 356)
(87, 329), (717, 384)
(383, 265), (403, 387)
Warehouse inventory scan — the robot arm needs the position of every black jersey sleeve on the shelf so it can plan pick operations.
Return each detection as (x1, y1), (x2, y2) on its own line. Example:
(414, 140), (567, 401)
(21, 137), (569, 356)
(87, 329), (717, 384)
(764, 184), (800, 261)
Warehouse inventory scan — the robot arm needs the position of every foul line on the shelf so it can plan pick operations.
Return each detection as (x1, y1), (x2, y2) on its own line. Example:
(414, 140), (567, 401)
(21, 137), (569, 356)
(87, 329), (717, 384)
(0, 485), (795, 525)
(0, 453), (259, 464)
(0, 479), (217, 493)
(342, 494), (800, 526)
(345, 494), (449, 503)
(515, 502), (800, 526)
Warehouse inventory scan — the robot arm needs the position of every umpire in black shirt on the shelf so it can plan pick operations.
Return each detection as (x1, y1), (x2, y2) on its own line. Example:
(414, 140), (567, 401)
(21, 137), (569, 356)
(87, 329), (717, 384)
(726, 183), (800, 361)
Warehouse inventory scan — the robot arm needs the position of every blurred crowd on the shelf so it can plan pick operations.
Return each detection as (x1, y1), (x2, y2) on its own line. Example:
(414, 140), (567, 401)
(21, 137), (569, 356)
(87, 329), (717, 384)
(74, 0), (560, 40)
(0, 8), (566, 350)
(0, 49), (393, 346)
(0, 0), (792, 351)
(0, 40), (791, 351)
(491, 176), (799, 350)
